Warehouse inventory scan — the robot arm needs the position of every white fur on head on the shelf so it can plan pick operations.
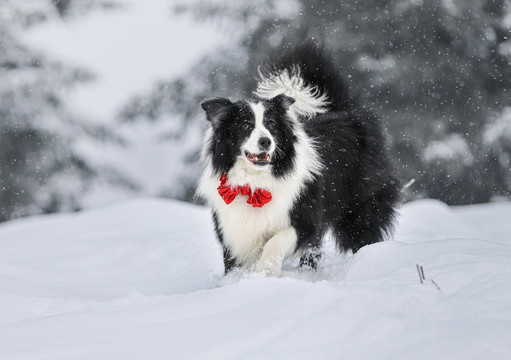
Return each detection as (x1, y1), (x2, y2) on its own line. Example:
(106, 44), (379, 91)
(255, 66), (329, 118)
(241, 102), (275, 171)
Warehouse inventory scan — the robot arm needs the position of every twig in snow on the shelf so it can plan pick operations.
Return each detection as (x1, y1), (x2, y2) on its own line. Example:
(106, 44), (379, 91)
(402, 178), (416, 192)
(416, 264), (424, 284)
(416, 264), (441, 291)
(430, 279), (442, 291)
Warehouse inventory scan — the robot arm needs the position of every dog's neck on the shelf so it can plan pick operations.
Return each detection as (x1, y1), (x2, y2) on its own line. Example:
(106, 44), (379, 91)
(226, 157), (274, 190)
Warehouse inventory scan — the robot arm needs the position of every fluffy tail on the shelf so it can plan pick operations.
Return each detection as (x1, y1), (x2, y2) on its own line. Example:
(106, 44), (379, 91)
(255, 41), (352, 118)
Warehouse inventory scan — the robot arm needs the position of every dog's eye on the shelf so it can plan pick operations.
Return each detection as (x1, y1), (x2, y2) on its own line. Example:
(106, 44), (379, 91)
(242, 122), (252, 131)
(266, 121), (276, 131)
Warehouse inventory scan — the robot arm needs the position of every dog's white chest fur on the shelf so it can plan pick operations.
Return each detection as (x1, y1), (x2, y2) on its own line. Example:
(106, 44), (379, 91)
(198, 161), (297, 267)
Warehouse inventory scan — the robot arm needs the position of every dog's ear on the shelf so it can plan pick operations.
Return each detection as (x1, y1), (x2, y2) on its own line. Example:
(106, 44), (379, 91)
(271, 94), (296, 110)
(200, 98), (233, 122)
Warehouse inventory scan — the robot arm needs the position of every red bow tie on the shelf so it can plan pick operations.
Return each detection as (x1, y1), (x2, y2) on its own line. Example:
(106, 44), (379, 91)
(217, 173), (272, 208)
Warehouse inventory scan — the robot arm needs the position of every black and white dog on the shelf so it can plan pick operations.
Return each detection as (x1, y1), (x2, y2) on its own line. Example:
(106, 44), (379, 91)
(197, 42), (400, 276)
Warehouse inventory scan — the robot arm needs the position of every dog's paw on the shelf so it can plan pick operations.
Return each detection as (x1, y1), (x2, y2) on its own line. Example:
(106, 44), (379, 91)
(254, 256), (282, 277)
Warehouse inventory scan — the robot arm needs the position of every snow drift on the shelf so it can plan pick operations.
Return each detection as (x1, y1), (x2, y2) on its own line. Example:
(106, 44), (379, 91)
(0, 198), (510, 359)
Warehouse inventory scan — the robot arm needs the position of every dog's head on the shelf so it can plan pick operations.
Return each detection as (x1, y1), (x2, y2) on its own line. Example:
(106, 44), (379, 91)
(200, 94), (296, 176)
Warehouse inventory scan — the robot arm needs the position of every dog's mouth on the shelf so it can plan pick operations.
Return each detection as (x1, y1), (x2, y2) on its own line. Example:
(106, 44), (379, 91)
(245, 151), (270, 166)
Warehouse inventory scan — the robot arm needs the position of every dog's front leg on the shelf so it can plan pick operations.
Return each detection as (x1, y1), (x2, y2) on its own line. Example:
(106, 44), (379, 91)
(255, 227), (297, 276)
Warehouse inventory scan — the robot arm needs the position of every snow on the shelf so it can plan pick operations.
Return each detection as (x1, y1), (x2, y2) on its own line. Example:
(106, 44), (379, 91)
(484, 107), (511, 145)
(1, 199), (510, 359)
(423, 133), (474, 165)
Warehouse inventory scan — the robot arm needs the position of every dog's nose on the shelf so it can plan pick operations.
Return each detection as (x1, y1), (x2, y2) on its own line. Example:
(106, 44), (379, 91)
(258, 137), (272, 150)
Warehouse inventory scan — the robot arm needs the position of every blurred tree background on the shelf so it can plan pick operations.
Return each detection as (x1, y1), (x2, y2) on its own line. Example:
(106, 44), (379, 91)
(0, 0), (135, 222)
(123, 0), (511, 205)
(2, 0), (511, 223)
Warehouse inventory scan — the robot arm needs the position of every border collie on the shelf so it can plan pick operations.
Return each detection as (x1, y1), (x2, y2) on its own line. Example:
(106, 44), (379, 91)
(197, 42), (401, 276)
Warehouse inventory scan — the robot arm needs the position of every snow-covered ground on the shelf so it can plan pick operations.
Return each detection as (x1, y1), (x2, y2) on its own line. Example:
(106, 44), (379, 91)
(0, 199), (510, 359)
